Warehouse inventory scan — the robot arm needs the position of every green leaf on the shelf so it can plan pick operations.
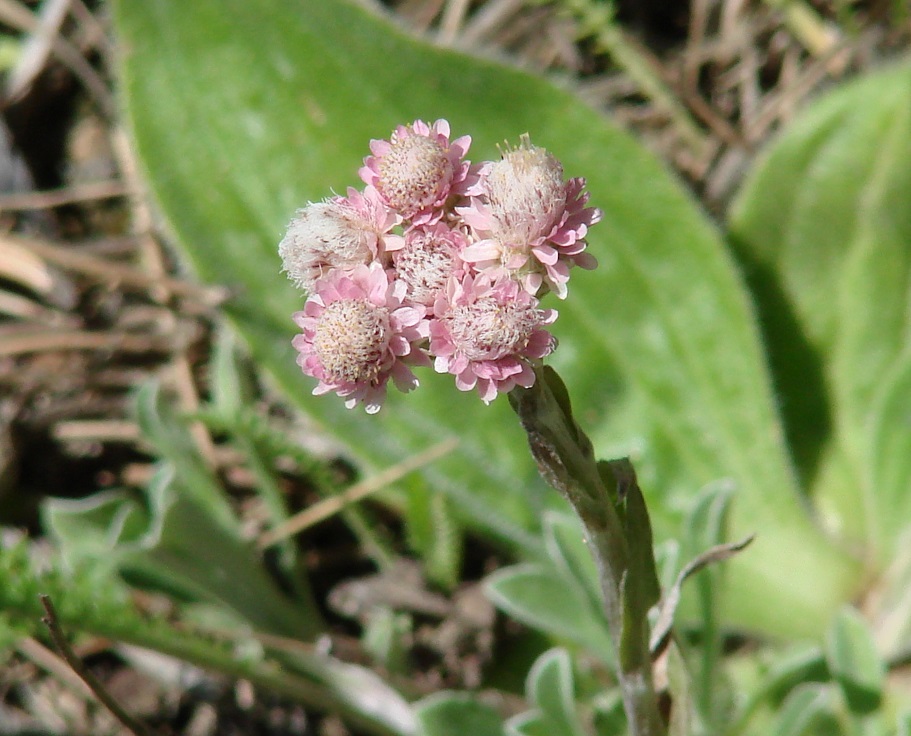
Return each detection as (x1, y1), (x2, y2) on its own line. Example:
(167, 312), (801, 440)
(825, 607), (885, 714)
(48, 385), (323, 639)
(43, 489), (147, 566)
(868, 357), (911, 552)
(729, 60), (911, 563)
(135, 382), (238, 533)
(111, 0), (859, 637)
(724, 644), (828, 736)
(542, 510), (601, 609)
(680, 481), (733, 721)
(899, 710), (911, 736)
(605, 458), (661, 612)
(665, 642), (699, 736)
(416, 693), (504, 736)
(49, 464), (320, 639)
(866, 542), (911, 656)
(591, 691), (626, 736)
(519, 648), (587, 736)
(210, 326), (256, 416)
(485, 563), (614, 665)
(131, 467), (321, 638)
(684, 482), (734, 557)
(773, 684), (841, 736)
(0, 540), (413, 736)
(403, 478), (462, 591)
(0, 611), (27, 658)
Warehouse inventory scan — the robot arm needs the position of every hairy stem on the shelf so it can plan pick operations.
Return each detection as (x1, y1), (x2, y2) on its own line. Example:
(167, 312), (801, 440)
(510, 364), (666, 736)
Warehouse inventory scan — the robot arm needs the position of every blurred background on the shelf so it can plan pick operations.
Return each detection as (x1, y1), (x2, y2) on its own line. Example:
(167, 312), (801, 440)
(0, 1), (909, 735)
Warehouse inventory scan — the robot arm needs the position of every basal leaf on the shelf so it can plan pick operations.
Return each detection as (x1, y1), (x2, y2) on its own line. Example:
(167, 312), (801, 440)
(542, 511), (601, 609)
(729, 60), (911, 563)
(825, 607), (885, 715)
(524, 648), (587, 736)
(774, 683), (840, 736)
(868, 356), (911, 554)
(111, 0), (858, 636)
(415, 693), (504, 736)
(485, 563), (614, 665)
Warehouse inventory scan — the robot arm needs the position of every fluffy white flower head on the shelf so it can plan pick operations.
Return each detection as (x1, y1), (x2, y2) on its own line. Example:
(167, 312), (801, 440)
(485, 136), (567, 245)
(459, 135), (601, 299)
(279, 187), (396, 291)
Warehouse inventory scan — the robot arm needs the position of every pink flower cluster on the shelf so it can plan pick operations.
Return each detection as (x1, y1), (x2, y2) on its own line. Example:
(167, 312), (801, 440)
(279, 120), (601, 413)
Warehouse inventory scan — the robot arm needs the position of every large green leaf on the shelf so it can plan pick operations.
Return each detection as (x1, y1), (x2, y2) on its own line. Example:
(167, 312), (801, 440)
(110, 0), (858, 636)
(485, 563), (615, 665)
(729, 61), (911, 563)
(825, 606), (885, 715)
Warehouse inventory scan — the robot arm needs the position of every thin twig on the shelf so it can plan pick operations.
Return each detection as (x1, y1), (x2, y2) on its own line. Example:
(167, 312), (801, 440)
(0, 0), (115, 119)
(258, 437), (459, 548)
(0, 327), (181, 357)
(0, 180), (130, 210)
(557, 0), (711, 157)
(762, 0), (843, 60)
(16, 636), (95, 698)
(6, 234), (228, 305)
(39, 594), (153, 736)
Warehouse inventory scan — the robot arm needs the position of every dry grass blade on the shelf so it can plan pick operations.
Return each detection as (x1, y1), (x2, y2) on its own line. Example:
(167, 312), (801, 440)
(0, 237), (57, 297)
(5, 234), (227, 306)
(258, 437), (460, 548)
(16, 637), (96, 699)
(52, 419), (141, 443)
(0, 0), (114, 118)
(0, 290), (76, 325)
(0, 326), (181, 357)
(0, 180), (130, 210)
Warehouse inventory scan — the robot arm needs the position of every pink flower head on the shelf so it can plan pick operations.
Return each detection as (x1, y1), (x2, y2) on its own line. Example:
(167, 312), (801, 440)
(279, 187), (399, 291)
(430, 274), (557, 403)
(292, 263), (430, 413)
(458, 135), (602, 299)
(359, 119), (473, 225)
(392, 223), (468, 308)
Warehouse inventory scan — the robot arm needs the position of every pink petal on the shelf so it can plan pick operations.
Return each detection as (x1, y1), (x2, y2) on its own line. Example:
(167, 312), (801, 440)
(513, 363), (535, 388)
(391, 363), (419, 392)
(450, 353), (470, 375)
(456, 205), (492, 232)
(505, 252), (529, 270)
(532, 245), (559, 265)
(477, 378), (498, 403)
(523, 273), (543, 295)
(389, 335), (410, 356)
(384, 234), (406, 252)
(450, 134), (471, 157)
(462, 242), (500, 262)
(576, 252), (598, 270)
(525, 329), (556, 358)
(455, 369), (477, 392)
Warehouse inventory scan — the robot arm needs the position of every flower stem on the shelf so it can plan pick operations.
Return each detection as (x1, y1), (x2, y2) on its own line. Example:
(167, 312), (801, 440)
(509, 364), (666, 736)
